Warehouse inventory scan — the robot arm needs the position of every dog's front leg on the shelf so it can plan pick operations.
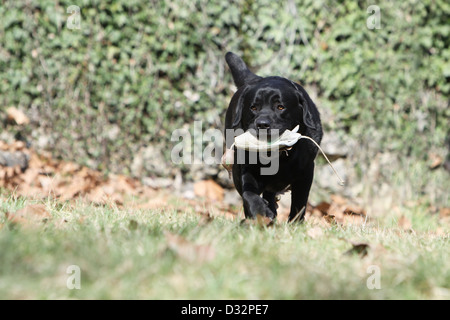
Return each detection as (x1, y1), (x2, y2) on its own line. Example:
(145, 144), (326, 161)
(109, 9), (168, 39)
(241, 170), (275, 220)
(288, 163), (314, 222)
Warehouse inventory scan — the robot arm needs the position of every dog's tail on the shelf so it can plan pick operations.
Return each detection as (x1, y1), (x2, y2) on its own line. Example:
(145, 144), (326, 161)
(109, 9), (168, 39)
(225, 52), (261, 88)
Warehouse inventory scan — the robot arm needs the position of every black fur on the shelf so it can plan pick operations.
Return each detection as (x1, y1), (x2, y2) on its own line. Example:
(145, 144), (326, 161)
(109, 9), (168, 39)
(224, 52), (323, 222)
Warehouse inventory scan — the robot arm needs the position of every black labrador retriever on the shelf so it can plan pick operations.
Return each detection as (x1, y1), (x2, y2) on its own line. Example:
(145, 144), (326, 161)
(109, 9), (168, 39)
(224, 52), (323, 222)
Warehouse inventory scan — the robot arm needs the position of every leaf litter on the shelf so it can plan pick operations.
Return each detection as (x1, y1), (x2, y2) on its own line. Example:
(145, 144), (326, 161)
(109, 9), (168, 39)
(6, 204), (51, 228)
(1, 140), (447, 230)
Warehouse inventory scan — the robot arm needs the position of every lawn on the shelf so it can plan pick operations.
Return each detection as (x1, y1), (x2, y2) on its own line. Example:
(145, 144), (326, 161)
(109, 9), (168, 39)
(0, 193), (448, 300)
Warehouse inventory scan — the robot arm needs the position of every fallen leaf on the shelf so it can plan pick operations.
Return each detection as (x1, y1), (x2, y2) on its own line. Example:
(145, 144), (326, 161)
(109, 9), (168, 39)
(194, 180), (224, 202)
(6, 107), (30, 125)
(39, 176), (57, 192)
(314, 201), (331, 215)
(343, 205), (366, 216)
(428, 153), (443, 169)
(59, 176), (90, 201)
(136, 195), (170, 210)
(165, 232), (215, 263)
(323, 214), (337, 225)
(207, 204), (237, 220)
(398, 215), (412, 230)
(304, 211), (331, 227)
(330, 194), (347, 206)
(6, 204), (51, 227)
(439, 208), (450, 218)
(307, 226), (324, 239)
(58, 161), (81, 174)
(20, 167), (39, 185)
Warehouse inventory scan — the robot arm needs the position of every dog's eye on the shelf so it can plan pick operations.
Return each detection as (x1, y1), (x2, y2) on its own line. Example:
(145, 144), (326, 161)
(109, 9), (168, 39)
(250, 106), (257, 111)
(277, 105), (285, 111)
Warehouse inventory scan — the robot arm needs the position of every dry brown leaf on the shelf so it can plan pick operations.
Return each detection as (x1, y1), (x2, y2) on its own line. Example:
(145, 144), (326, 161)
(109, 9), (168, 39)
(136, 195), (170, 210)
(311, 196), (368, 227)
(330, 194), (347, 206)
(193, 180), (223, 201)
(304, 211), (332, 227)
(439, 208), (450, 218)
(165, 232), (215, 263)
(107, 174), (138, 196)
(194, 180), (224, 202)
(314, 201), (331, 215)
(207, 204), (238, 220)
(38, 176), (57, 192)
(20, 167), (39, 185)
(310, 208), (324, 219)
(6, 204), (51, 227)
(58, 161), (81, 174)
(86, 181), (127, 205)
(398, 215), (412, 230)
(307, 226), (324, 239)
(329, 203), (346, 221)
(323, 214), (337, 225)
(343, 205), (366, 217)
(0, 140), (27, 152)
(59, 176), (90, 201)
(6, 107), (30, 125)
(428, 153), (443, 169)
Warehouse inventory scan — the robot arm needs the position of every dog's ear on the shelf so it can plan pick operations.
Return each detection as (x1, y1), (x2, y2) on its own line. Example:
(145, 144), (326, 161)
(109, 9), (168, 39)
(226, 52), (261, 88)
(231, 86), (249, 128)
(291, 81), (317, 130)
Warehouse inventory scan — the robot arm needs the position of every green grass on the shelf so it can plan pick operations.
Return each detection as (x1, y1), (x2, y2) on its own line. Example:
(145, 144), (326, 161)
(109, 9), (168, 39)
(0, 194), (448, 300)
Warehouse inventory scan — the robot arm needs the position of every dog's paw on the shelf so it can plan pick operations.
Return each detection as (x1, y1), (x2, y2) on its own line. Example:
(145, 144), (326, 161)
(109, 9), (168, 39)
(251, 203), (276, 220)
(263, 206), (276, 220)
(243, 192), (276, 220)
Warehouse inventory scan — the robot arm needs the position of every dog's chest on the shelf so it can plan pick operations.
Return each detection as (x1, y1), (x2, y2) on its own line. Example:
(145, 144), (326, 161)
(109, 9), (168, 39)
(257, 154), (297, 192)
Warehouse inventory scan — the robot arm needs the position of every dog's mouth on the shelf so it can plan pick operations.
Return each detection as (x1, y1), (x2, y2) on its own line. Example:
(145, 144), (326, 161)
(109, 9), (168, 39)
(249, 128), (288, 142)
(233, 126), (300, 152)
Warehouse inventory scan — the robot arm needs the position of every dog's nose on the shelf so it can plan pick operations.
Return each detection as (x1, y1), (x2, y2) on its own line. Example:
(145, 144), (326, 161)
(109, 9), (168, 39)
(256, 119), (271, 130)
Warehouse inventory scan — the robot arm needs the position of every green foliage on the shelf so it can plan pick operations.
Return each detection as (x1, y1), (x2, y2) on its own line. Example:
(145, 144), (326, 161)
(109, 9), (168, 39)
(0, 0), (448, 204)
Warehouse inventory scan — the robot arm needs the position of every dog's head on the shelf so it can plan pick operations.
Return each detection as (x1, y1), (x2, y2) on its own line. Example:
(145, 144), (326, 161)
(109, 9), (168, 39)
(225, 52), (319, 139)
